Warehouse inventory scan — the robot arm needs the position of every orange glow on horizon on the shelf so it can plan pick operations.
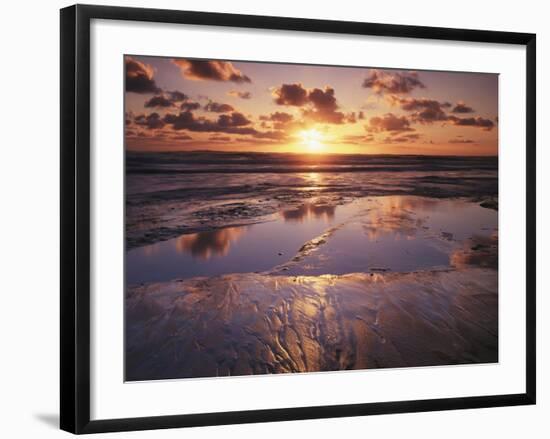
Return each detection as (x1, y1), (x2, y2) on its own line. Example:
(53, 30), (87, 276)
(125, 56), (498, 156)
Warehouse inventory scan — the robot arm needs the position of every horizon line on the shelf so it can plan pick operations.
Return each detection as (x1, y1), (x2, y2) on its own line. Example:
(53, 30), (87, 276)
(126, 149), (498, 158)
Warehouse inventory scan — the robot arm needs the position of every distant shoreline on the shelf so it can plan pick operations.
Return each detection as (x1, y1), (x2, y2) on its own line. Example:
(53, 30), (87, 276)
(126, 166), (498, 175)
(126, 149), (499, 159)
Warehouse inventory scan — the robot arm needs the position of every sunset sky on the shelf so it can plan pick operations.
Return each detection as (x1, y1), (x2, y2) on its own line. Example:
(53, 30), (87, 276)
(125, 55), (498, 155)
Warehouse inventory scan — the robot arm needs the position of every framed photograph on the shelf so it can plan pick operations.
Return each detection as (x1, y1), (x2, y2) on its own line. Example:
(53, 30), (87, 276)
(60, 4), (536, 434)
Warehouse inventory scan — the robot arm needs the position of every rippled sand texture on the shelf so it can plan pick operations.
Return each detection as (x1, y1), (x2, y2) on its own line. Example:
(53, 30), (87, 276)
(126, 267), (497, 381)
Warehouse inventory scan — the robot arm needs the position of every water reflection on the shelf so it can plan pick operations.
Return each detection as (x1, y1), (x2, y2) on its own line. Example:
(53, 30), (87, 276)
(126, 195), (498, 284)
(362, 196), (486, 240)
(362, 196), (432, 240)
(277, 196), (498, 276)
(175, 226), (246, 260)
(450, 233), (498, 269)
(282, 202), (336, 223)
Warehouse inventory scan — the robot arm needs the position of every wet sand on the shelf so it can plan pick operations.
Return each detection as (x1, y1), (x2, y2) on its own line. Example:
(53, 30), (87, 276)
(126, 268), (497, 381)
(125, 153), (498, 381)
(125, 195), (498, 381)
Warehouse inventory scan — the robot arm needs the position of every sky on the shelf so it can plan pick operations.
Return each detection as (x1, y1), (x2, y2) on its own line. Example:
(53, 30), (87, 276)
(125, 55), (498, 155)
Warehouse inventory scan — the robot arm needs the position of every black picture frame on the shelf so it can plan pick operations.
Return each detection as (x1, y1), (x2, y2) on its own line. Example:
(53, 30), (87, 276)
(60, 4), (536, 434)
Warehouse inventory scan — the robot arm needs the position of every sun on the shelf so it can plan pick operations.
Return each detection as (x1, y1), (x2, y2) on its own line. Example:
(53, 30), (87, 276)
(299, 129), (324, 152)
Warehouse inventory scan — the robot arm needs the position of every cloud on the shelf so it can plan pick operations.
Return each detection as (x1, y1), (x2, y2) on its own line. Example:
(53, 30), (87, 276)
(366, 113), (414, 133)
(386, 96), (451, 123)
(260, 111), (294, 123)
(382, 133), (422, 143)
(307, 87), (338, 112)
(223, 136), (285, 147)
(134, 112), (165, 129)
(451, 101), (475, 113)
(204, 101), (235, 113)
(144, 90), (195, 109)
(217, 112), (251, 127)
(449, 138), (476, 144)
(272, 84), (347, 124)
(387, 96), (491, 129)
(250, 130), (288, 141)
(387, 95), (451, 112)
(144, 95), (175, 108)
(209, 135), (232, 142)
(343, 111), (364, 123)
(272, 83), (309, 106)
(125, 57), (161, 94)
(166, 91), (188, 102)
(364, 134), (375, 142)
(259, 111), (298, 131)
(303, 87), (347, 124)
(130, 131), (194, 142)
(447, 115), (495, 131)
(172, 59), (251, 83)
(228, 90), (252, 99)
(159, 109), (289, 143)
(339, 134), (375, 145)
(413, 108), (449, 124)
(162, 110), (257, 135)
(180, 101), (201, 111)
(172, 133), (193, 141)
(362, 70), (425, 95)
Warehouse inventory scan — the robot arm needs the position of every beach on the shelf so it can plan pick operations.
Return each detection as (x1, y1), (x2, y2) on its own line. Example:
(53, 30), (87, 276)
(125, 151), (498, 381)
